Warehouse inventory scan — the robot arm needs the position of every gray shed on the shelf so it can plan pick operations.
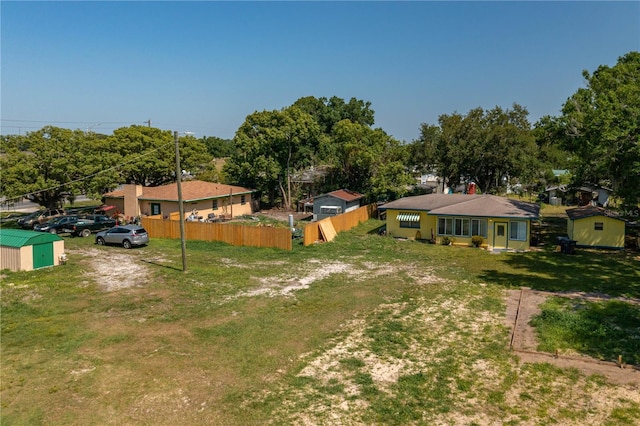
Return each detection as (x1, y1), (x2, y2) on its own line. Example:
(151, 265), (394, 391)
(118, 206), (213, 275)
(0, 229), (65, 272)
(313, 189), (364, 221)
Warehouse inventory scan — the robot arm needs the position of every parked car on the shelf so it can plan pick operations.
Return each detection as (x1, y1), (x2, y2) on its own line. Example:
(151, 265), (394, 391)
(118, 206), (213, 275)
(17, 208), (65, 229)
(34, 215), (80, 234)
(95, 225), (149, 249)
(64, 215), (117, 237)
(17, 210), (44, 229)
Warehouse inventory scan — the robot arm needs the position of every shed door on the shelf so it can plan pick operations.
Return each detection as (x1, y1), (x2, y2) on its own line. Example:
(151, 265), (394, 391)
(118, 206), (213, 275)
(32, 243), (54, 269)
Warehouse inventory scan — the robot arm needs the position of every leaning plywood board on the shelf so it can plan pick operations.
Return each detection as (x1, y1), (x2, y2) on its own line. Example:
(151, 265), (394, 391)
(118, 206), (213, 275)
(318, 219), (337, 243)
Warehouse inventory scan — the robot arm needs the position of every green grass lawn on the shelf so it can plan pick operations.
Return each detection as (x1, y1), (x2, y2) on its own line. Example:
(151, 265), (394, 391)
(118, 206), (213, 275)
(531, 297), (640, 365)
(1, 218), (639, 425)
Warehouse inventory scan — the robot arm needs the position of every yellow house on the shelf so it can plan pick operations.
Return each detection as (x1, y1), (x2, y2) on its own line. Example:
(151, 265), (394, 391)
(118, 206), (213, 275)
(379, 194), (540, 251)
(103, 180), (255, 220)
(566, 206), (625, 249)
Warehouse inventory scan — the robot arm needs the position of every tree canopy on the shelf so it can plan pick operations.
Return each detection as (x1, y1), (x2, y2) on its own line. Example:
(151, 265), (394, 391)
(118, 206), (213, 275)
(0, 126), (109, 208)
(107, 126), (211, 186)
(325, 120), (413, 201)
(0, 125), (212, 209)
(223, 106), (324, 208)
(411, 104), (537, 194)
(224, 96), (411, 207)
(202, 136), (235, 158)
(557, 51), (640, 206)
(293, 96), (375, 134)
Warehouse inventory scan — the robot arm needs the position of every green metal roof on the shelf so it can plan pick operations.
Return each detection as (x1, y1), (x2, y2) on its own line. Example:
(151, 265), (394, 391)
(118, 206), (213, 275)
(0, 228), (63, 248)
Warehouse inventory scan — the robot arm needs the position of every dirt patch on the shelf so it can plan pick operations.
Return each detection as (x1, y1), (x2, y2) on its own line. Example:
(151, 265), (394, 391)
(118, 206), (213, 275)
(257, 209), (312, 222)
(507, 288), (640, 385)
(72, 247), (153, 292)
(223, 260), (444, 301)
(225, 260), (373, 300)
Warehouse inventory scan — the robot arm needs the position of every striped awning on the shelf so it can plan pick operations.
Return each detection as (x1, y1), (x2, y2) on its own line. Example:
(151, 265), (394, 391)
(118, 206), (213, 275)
(396, 213), (420, 222)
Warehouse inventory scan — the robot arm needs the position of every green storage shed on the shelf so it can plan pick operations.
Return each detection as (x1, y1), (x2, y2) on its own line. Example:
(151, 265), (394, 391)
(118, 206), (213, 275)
(0, 229), (65, 272)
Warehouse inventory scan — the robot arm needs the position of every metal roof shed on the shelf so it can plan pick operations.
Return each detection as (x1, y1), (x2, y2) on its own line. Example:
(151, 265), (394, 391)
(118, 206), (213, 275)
(0, 229), (65, 272)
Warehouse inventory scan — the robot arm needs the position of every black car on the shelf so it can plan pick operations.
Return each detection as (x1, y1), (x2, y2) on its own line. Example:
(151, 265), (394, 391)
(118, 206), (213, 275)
(33, 215), (80, 234)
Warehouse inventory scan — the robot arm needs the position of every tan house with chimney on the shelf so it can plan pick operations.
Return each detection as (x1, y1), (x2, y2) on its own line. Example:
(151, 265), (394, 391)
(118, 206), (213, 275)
(102, 180), (255, 220)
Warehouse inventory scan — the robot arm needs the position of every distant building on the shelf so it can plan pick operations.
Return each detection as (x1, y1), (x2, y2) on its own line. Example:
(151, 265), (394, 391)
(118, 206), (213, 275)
(575, 185), (610, 207)
(103, 180), (255, 220)
(312, 189), (365, 221)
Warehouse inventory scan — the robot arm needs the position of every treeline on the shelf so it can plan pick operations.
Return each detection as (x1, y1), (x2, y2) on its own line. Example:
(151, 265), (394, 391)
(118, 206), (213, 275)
(1, 52), (638, 209)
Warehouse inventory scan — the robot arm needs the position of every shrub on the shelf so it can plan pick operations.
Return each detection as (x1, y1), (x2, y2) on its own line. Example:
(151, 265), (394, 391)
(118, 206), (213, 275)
(441, 236), (453, 245)
(471, 235), (484, 247)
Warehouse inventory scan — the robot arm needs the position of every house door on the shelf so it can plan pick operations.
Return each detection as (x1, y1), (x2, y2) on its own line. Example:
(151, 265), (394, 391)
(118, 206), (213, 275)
(493, 222), (508, 249)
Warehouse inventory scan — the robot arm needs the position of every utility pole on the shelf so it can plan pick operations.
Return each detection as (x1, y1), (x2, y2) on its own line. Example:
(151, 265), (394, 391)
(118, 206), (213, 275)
(174, 131), (187, 272)
(146, 119), (152, 128)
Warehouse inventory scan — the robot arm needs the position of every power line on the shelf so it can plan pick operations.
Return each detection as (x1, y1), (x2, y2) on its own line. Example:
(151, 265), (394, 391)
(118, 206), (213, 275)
(1, 119), (137, 125)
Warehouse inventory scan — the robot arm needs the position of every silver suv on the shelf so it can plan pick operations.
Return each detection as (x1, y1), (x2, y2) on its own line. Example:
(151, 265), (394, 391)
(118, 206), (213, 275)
(95, 225), (149, 249)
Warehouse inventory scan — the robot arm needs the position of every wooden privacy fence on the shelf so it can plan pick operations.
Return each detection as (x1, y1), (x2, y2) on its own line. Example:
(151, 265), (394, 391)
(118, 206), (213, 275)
(303, 203), (377, 246)
(141, 216), (292, 251)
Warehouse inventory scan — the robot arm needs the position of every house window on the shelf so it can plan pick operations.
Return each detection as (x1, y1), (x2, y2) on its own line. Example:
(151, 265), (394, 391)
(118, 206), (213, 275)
(594, 222), (604, 231)
(150, 203), (161, 216)
(400, 220), (420, 229)
(241, 195), (246, 205)
(320, 206), (341, 215)
(438, 217), (453, 235)
(212, 199), (218, 210)
(509, 221), (527, 241)
(454, 218), (470, 237)
(471, 219), (488, 238)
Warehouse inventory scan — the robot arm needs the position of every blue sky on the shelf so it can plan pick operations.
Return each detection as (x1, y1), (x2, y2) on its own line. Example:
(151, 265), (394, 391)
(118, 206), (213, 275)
(1, 1), (638, 142)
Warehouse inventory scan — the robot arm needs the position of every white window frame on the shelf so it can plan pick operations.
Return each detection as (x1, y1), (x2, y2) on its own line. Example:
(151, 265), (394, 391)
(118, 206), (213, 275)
(438, 217), (453, 235)
(454, 218), (471, 237)
(320, 206), (341, 215)
(509, 221), (527, 241)
(471, 219), (488, 238)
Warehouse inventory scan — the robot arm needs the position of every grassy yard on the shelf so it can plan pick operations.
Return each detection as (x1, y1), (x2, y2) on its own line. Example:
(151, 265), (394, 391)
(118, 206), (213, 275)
(1, 218), (639, 425)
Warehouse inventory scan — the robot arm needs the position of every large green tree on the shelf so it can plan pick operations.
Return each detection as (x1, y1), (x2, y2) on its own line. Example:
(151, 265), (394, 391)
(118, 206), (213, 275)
(292, 96), (375, 135)
(412, 104), (537, 194)
(326, 120), (413, 201)
(558, 51), (640, 206)
(224, 107), (324, 208)
(223, 95), (415, 206)
(107, 125), (211, 186)
(0, 126), (115, 208)
(201, 135), (235, 158)
(0, 125), (212, 209)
